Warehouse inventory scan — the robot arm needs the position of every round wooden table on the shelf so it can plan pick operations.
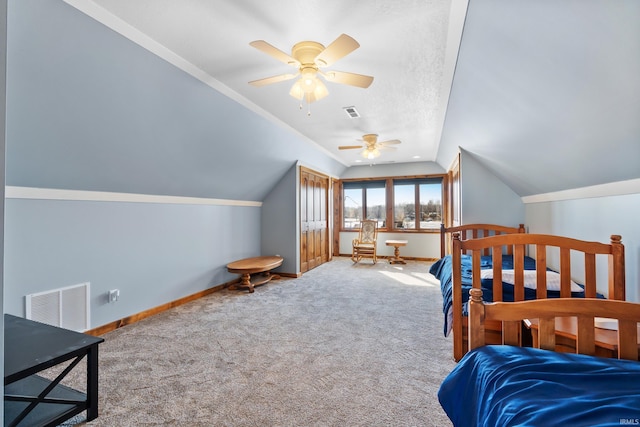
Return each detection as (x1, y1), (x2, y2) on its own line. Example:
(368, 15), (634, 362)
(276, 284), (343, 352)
(385, 240), (408, 264)
(227, 255), (283, 293)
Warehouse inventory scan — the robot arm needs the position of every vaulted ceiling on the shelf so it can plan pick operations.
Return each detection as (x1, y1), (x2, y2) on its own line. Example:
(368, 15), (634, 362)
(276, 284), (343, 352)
(67, 0), (459, 168)
(64, 0), (640, 197)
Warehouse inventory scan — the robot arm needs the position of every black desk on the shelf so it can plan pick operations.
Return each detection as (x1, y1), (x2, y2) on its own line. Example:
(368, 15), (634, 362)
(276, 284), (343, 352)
(4, 314), (104, 427)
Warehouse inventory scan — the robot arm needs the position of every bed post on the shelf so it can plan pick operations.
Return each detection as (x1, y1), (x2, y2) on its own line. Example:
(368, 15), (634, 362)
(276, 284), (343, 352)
(609, 235), (625, 301)
(468, 288), (485, 351)
(440, 223), (447, 258)
(452, 232), (464, 361)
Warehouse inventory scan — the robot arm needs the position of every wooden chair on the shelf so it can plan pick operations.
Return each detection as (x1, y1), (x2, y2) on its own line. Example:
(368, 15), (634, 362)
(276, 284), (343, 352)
(351, 220), (378, 263)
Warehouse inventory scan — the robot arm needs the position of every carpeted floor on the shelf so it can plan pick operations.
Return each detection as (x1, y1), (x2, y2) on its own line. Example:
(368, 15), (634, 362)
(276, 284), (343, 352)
(63, 256), (456, 426)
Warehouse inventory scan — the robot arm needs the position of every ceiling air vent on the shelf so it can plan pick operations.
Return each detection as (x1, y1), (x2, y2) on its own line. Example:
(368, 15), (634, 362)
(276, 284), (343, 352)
(343, 106), (360, 118)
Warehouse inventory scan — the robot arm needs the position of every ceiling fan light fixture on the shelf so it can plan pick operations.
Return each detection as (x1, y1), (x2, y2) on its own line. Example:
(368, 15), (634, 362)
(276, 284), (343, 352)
(362, 148), (381, 159)
(300, 67), (318, 91)
(290, 77), (329, 103)
(289, 80), (305, 100)
(249, 34), (373, 109)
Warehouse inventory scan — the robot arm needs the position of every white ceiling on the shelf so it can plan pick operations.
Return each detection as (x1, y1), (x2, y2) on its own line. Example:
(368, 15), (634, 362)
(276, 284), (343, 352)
(65, 0), (463, 167)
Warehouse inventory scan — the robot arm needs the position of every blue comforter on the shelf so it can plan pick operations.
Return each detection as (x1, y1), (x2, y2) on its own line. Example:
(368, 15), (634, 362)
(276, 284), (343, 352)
(439, 346), (640, 427)
(429, 254), (594, 336)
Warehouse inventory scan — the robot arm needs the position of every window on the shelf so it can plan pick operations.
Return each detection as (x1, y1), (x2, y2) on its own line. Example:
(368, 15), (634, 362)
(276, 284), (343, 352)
(341, 176), (443, 231)
(343, 187), (362, 229)
(342, 181), (386, 229)
(419, 182), (443, 230)
(394, 178), (442, 230)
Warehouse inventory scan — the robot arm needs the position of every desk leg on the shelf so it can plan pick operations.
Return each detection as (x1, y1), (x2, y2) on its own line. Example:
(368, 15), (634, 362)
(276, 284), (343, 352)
(86, 344), (100, 421)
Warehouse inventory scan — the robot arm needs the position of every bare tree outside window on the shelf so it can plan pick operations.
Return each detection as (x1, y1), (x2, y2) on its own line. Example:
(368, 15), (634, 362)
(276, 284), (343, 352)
(343, 188), (362, 229)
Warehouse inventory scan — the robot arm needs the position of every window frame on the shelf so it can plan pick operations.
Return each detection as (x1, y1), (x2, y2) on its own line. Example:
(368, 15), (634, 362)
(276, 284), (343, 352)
(342, 180), (387, 230)
(339, 174), (446, 233)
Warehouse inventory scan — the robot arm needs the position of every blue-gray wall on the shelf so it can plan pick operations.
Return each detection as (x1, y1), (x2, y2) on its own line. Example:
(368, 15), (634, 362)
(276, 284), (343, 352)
(3, 0), (344, 329)
(459, 149), (525, 226)
(261, 163), (299, 274)
(4, 198), (260, 327)
(6, 0), (344, 200)
(526, 193), (640, 302)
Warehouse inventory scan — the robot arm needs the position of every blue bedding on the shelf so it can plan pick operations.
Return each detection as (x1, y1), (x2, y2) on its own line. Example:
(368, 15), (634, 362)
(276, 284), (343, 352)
(438, 346), (640, 427)
(429, 254), (595, 336)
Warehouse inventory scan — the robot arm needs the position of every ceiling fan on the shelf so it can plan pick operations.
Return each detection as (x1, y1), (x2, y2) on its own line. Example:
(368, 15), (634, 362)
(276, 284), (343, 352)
(248, 34), (374, 105)
(339, 134), (401, 159)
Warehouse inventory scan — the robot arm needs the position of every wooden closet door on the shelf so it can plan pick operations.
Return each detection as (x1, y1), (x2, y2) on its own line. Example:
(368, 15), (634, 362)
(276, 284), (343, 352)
(300, 167), (329, 273)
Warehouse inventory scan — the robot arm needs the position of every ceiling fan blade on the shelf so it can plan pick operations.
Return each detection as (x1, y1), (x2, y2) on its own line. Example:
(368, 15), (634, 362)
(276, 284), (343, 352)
(249, 73), (299, 87)
(315, 34), (359, 67)
(250, 40), (300, 67)
(378, 145), (397, 151)
(378, 139), (401, 146)
(323, 70), (374, 88)
(338, 145), (363, 150)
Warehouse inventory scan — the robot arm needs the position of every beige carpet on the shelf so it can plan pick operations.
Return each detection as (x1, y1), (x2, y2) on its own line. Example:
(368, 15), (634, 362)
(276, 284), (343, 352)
(64, 256), (456, 426)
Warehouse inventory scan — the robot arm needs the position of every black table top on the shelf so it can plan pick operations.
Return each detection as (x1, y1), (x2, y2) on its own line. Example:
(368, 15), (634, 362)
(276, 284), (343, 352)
(4, 314), (104, 384)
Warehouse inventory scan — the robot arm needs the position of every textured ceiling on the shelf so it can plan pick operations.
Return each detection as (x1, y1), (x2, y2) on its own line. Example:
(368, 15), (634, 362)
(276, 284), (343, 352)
(67, 0), (460, 167)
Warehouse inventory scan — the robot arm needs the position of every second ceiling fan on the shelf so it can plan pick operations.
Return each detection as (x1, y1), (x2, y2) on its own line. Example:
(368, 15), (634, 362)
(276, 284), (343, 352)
(339, 134), (401, 159)
(249, 34), (373, 104)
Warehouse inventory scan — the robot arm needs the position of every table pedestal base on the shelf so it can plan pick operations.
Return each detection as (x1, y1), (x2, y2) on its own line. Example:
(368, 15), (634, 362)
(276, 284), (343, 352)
(385, 240), (408, 264)
(228, 272), (281, 293)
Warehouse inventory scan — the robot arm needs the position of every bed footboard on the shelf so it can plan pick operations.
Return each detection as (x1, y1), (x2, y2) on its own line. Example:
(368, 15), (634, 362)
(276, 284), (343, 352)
(468, 288), (639, 360)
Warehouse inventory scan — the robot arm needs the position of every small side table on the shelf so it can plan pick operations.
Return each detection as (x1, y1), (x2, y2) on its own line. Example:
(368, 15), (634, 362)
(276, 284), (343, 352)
(385, 240), (408, 264)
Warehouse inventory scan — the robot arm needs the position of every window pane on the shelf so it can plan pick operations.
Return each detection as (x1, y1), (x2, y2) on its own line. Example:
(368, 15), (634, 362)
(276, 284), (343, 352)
(420, 183), (442, 229)
(343, 188), (362, 229)
(394, 184), (415, 229)
(366, 187), (386, 227)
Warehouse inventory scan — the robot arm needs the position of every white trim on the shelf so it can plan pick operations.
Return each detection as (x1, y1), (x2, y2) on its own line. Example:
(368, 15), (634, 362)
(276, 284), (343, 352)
(5, 186), (262, 207)
(522, 179), (640, 204)
(62, 0), (348, 167)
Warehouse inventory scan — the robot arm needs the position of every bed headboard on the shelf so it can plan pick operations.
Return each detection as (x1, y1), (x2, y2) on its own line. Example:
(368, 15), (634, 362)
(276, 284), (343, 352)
(451, 233), (626, 361)
(440, 223), (526, 258)
(468, 288), (640, 360)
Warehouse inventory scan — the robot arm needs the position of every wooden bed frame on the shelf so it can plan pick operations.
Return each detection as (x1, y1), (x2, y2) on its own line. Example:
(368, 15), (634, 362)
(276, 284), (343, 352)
(440, 223), (526, 258)
(451, 232), (626, 361)
(439, 289), (640, 425)
(468, 288), (639, 360)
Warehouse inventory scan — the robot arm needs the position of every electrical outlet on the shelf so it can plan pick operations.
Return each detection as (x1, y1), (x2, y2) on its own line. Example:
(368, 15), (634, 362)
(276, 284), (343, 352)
(108, 289), (120, 303)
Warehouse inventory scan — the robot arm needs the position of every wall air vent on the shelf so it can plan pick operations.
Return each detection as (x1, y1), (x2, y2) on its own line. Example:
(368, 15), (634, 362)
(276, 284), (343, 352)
(343, 106), (360, 118)
(26, 282), (91, 332)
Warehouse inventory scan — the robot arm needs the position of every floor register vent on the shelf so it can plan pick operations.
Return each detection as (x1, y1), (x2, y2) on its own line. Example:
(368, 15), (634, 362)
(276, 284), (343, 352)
(26, 282), (91, 332)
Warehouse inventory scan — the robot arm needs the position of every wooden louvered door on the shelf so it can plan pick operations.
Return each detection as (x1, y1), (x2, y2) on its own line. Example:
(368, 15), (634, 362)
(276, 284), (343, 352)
(300, 167), (329, 273)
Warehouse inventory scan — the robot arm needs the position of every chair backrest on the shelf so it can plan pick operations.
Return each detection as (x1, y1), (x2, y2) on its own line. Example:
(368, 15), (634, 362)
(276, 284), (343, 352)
(358, 220), (378, 244)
